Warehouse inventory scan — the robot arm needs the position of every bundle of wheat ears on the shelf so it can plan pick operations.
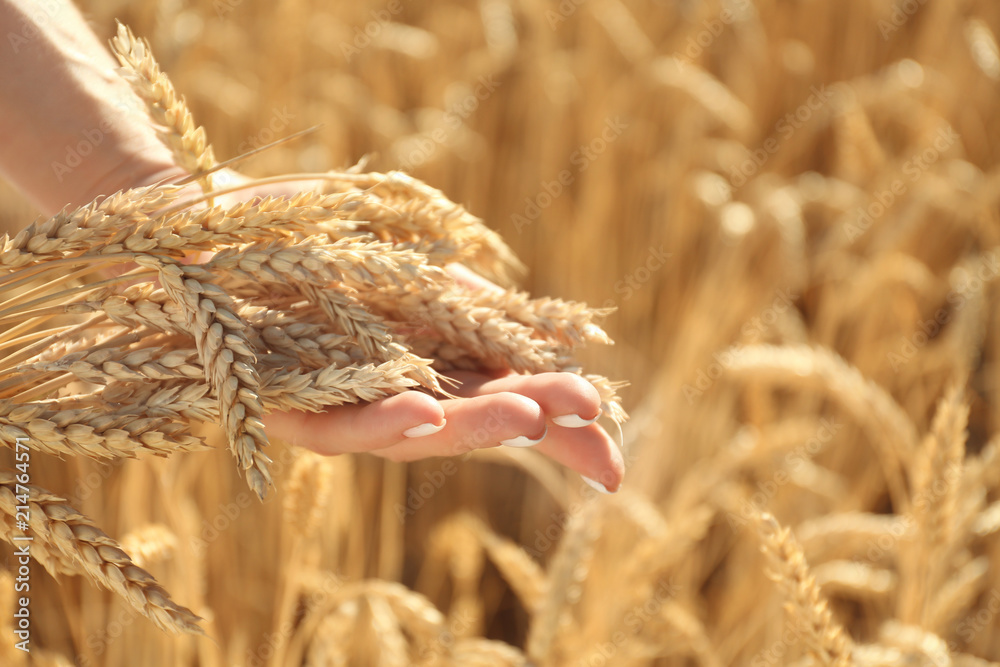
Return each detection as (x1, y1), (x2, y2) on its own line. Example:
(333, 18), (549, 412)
(0, 23), (625, 636)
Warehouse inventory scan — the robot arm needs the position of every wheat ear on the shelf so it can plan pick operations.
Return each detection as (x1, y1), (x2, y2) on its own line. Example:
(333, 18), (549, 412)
(136, 256), (272, 499)
(753, 511), (855, 667)
(109, 22), (215, 191)
(0, 470), (202, 634)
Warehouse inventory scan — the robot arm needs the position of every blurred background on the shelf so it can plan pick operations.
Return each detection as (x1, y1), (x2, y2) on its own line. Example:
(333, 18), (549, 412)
(3, 0), (1000, 665)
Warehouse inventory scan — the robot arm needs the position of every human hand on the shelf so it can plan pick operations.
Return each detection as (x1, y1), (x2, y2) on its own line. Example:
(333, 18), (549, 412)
(264, 367), (624, 494)
(133, 169), (626, 494)
(232, 179), (625, 493)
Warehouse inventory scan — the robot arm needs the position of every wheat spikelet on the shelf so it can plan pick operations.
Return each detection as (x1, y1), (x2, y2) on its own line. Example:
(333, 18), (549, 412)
(109, 23), (215, 191)
(322, 170), (525, 284)
(898, 383), (968, 626)
(258, 361), (424, 411)
(526, 501), (601, 664)
(20, 345), (205, 384)
(154, 190), (363, 249)
(366, 286), (564, 373)
(0, 470), (201, 634)
(468, 289), (614, 347)
(0, 185), (178, 272)
(586, 374), (629, 425)
(203, 245), (443, 393)
(136, 256), (271, 498)
(254, 318), (358, 369)
(0, 401), (205, 459)
(754, 511), (855, 667)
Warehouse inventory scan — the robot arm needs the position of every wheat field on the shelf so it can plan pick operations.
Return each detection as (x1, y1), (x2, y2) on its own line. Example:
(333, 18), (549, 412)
(2, 0), (1000, 665)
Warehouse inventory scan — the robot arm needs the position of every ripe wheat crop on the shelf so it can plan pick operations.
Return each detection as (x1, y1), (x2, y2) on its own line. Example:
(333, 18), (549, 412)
(2, 1), (1000, 666)
(0, 20), (624, 643)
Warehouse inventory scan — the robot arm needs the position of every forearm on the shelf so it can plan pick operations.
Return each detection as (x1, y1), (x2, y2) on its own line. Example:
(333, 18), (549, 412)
(0, 0), (183, 215)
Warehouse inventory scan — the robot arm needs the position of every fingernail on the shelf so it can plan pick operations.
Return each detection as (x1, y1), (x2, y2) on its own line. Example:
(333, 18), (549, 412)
(552, 413), (599, 428)
(582, 476), (615, 494)
(403, 420), (446, 438)
(501, 426), (547, 448)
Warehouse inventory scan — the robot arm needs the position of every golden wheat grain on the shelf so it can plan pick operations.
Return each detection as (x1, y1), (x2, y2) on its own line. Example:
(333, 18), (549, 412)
(0, 470), (201, 634)
(0, 402), (204, 459)
(754, 511), (855, 667)
(283, 450), (336, 540)
(322, 170), (525, 284)
(110, 23), (215, 190)
(135, 256), (272, 498)
(526, 501), (601, 664)
(898, 384), (968, 626)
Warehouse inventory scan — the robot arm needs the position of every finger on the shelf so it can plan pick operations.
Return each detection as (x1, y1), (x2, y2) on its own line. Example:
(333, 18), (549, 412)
(446, 371), (602, 427)
(262, 391), (445, 455)
(533, 423), (625, 493)
(369, 392), (546, 462)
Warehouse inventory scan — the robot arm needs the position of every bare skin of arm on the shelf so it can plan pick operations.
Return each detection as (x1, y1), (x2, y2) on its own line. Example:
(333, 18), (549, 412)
(0, 0), (624, 492)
